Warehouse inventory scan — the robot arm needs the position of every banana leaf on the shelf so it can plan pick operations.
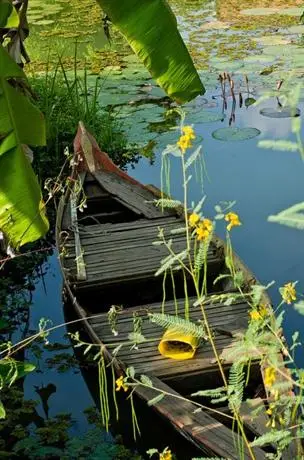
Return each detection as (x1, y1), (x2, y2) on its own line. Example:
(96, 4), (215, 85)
(0, 46), (48, 248)
(96, 0), (204, 103)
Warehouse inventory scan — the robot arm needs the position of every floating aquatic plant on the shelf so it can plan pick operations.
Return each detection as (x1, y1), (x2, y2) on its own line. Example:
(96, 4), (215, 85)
(212, 127), (261, 141)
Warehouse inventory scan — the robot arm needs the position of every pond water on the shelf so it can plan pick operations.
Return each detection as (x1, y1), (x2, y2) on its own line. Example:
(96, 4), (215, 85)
(2, 0), (304, 458)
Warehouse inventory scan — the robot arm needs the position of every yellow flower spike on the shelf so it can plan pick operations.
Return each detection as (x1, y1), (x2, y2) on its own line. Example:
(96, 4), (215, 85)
(188, 213), (200, 228)
(159, 449), (172, 460)
(115, 375), (128, 392)
(266, 408), (273, 416)
(225, 212), (242, 231)
(281, 282), (297, 304)
(196, 218), (213, 241)
(182, 125), (195, 140)
(249, 310), (261, 321)
(264, 367), (276, 388)
(177, 134), (193, 153)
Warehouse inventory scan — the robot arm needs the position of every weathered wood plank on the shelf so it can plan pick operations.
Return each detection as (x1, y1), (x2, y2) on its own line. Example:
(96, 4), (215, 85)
(135, 375), (266, 459)
(94, 170), (174, 219)
(79, 216), (182, 235)
(86, 293), (250, 381)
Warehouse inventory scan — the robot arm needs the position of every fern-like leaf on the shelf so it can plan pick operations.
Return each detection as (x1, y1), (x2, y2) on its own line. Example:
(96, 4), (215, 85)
(228, 362), (245, 413)
(192, 387), (226, 398)
(268, 202), (304, 230)
(155, 249), (188, 276)
(148, 312), (207, 339)
(258, 140), (299, 152)
(154, 198), (182, 208)
(250, 429), (291, 447)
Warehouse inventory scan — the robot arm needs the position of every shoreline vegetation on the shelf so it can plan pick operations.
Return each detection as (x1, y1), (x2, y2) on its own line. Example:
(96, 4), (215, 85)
(1, 0), (304, 459)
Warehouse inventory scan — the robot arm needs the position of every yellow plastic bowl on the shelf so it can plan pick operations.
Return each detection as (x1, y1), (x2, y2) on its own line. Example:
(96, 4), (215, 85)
(158, 328), (199, 360)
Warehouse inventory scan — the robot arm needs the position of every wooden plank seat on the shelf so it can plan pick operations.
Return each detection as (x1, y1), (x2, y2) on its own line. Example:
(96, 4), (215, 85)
(135, 376), (266, 459)
(87, 295), (252, 386)
(63, 216), (224, 289)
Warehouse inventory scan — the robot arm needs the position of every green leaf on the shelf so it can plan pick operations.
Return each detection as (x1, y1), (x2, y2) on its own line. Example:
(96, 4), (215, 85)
(0, 359), (35, 387)
(147, 393), (164, 406)
(294, 300), (304, 315)
(0, 0), (18, 28)
(258, 140), (299, 152)
(0, 399), (5, 419)
(268, 202), (304, 230)
(140, 374), (153, 387)
(96, 0), (204, 103)
(0, 46), (48, 247)
(250, 429), (291, 447)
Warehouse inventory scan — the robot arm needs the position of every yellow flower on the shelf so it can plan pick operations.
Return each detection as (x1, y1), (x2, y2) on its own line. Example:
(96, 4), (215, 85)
(249, 310), (260, 321)
(249, 304), (269, 321)
(182, 125), (195, 140)
(115, 375), (128, 392)
(188, 213), (200, 227)
(225, 212), (241, 231)
(281, 282), (297, 304)
(259, 303), (269, 318)
(196, 218), (213, 241)
(264, 367), (276, 388)
(159, 449), (172, 460)
(177, 134), (192, 153)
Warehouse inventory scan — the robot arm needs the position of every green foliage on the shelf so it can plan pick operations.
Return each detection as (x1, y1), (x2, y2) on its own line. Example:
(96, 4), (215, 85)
(30, 66), (141, 180)
(148, 312), (207, 339)
(147, 393), (165, 406)
(228, 363), (245, 413)
(0, 359), (35, 419)
(96, 0), (204, 103)
(258, 140), (299, 152)
(155, 249), (188, 276)
(0, 46), (49, 247)
(250, 429), (291, 447)
(268, 202), (304, 230)
(294, 300), (304, 315)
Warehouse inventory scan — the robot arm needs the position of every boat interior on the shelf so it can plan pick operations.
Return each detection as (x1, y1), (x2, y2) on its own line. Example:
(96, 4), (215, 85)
(59, 169), (284, 458)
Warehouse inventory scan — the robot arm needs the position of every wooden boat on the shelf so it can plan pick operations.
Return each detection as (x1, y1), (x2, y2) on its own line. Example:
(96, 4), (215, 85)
(56, 122), (294, 459)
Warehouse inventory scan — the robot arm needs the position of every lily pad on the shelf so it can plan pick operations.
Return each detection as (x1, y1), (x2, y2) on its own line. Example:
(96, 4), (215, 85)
(33, 19), (55, 26)
(281, 25), (304, 35)
(263, 45), (303, 56)
(139, 86), (166, 98)
(243, 54), (275, 64)
(260, 107), (301, 118)
(182, 95), (209, 111)
(253, 35), (291, 46)
(212, 127), (261, 141)
(240, 7), (302, 16)
(209, 58), (244, 72)
(187, 111), (225, 124)
(200, 21), (229, 31)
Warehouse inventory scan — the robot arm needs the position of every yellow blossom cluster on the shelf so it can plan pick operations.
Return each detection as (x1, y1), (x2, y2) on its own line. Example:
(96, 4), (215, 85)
(188, 213), (213, 241)
(177, 125), (195, 153)
(159, 449), (172, 460)
(249, 303), (269, 321)
(281, 282), (297, 304)
(225, 212), (241, 231)
(115, 375), (128, 392)
(264, 367), (276, 388)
